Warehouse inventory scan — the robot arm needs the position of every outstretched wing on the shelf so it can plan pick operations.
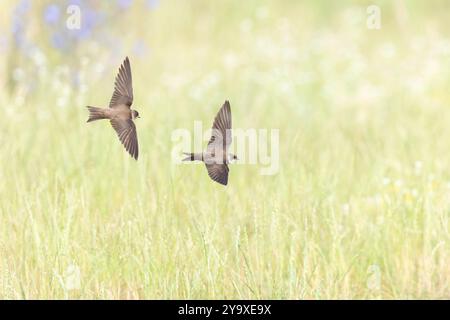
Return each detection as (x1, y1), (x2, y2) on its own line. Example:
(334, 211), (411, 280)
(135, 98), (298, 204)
(110, 118), (139, 160)
(109, 57), (133, 108)
(205, 163), (229, 186)
(206, 100), (232, 154)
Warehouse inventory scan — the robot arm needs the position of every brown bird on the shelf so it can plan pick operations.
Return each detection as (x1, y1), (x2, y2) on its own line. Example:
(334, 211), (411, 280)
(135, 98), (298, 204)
(86, 57), (139, 160)
(183, 100), (238, 186)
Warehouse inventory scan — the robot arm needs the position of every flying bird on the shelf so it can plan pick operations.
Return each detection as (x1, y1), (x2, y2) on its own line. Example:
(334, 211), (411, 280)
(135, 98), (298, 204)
(86, 56), (140, 160)
(183, 100), (238, 186)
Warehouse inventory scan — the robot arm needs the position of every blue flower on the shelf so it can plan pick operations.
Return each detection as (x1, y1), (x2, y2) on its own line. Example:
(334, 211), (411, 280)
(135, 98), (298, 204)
(44, 4), (61, 25)
(12, 0), (31, 48)
(51, 32), (68, 50)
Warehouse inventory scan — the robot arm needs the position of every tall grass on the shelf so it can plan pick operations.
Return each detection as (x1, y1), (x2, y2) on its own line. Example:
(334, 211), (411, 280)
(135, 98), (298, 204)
(1, 0), (450, 298)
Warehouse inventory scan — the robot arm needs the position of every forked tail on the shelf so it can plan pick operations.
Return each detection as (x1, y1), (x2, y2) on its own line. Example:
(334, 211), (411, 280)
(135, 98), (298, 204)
(86, 106), (108, 122)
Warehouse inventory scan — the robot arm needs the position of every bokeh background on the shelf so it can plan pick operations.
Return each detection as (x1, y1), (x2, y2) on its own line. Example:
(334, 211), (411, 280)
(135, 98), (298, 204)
(1, 0), (450, 299)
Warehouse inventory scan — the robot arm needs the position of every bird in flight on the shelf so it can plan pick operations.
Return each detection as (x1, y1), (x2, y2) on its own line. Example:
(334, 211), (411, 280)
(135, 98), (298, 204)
(183, 100), (238, 185)
(86, 57), (139, 160)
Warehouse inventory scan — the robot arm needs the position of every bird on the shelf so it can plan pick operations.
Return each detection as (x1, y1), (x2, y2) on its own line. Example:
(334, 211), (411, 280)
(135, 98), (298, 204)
(183, 100), (238, 186)
(86, 56), (139, 160)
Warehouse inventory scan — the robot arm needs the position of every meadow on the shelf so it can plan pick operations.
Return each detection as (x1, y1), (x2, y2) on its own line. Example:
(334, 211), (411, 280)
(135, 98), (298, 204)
(1, 0), (450, 299)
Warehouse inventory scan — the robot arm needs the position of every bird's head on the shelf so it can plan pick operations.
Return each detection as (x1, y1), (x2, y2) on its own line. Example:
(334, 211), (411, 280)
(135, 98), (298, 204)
(132, 110), (140, 120)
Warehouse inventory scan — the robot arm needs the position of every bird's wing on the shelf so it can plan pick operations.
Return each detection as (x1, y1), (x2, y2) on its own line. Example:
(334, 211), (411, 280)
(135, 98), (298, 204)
(109, 57), (133, 108)
(110, 118), (139, 160)
(206, 101), (232, 154)
(205, 163), (229, 185)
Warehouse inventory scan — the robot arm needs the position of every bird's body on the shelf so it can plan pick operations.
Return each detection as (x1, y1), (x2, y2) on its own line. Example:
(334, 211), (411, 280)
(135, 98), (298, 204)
(183, 152), (236, 164)
(86, 57), (140, 160)
(183, 100), (237, 185)
(87, 105), (137, 122)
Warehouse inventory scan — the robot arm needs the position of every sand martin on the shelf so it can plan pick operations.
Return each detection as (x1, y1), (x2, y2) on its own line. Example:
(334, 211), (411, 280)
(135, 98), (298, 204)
(183, 100), (238, 185)
(86, 57), (139, 160)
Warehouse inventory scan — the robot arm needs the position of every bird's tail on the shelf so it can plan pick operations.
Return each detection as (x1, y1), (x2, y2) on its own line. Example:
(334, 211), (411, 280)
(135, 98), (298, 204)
(86, 106), (108, 122)
(182, 152), (195, 161)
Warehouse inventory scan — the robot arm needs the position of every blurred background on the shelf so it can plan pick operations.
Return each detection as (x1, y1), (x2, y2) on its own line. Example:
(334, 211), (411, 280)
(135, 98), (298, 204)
(2, 0), (449, 112)
(1, 0), (450, 299)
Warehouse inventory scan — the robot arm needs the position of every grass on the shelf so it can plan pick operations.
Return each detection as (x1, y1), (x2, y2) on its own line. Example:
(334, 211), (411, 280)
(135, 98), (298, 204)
(1, 0), (450, 299)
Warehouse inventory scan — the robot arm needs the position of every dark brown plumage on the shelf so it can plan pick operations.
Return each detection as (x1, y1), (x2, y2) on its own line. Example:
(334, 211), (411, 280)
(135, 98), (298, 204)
(86, 57), (139, 160)
(183, 100), (237, 186)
